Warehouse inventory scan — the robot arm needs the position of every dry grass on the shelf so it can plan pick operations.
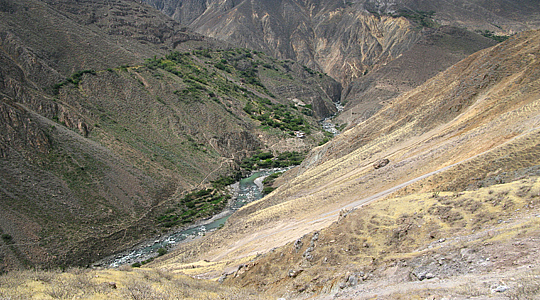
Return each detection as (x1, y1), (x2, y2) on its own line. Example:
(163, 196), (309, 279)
(507, 269), (540, 300)
(0, 267), (270, 300)
(216, 175), (540, 298)
(373, 267), (540, 300)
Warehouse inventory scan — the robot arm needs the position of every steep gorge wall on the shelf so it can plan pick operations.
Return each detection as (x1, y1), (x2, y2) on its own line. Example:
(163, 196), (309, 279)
(143, 0), (421, 87)
(143, 0), (540, 91)
(336, 26), (497, 126)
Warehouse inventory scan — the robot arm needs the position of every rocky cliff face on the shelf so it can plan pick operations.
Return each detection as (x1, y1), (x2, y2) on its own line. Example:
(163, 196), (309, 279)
(143, 0), (422, 88)
(143, 0), (540, 90)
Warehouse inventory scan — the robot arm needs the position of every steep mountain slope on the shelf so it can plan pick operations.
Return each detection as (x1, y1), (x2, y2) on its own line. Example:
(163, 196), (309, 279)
(337, 25), (497, 126)
(372, 0), (540, 35)
(144, 0), (423, 87)
(0, 0), (188, 271)
(0, 0), (339, 270)
(143, 0), (520, 128)
(143, 0), (540, 89)
(225, 177), (540, 299)
(151, 29), (540, 298)
(1, 0), (192, 77)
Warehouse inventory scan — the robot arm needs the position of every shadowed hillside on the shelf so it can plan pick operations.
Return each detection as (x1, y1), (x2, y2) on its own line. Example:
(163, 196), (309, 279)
(0, 0), (340, 270)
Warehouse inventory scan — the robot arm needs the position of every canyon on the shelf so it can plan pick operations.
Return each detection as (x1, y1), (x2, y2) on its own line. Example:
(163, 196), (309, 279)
(1, 0), (540, 299)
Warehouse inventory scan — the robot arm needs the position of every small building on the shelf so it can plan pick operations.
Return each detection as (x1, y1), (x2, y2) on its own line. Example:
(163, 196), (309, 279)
(294, 131), (306, 138)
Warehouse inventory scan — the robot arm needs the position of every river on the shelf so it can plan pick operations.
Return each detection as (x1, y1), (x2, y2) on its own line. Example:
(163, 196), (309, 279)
(102, 168), (288, 268)
(320, 101), (344, 136)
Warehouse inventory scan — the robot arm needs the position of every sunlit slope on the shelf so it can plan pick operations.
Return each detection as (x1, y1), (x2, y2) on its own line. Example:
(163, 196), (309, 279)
(0, 267), (272, 299)
(154, 29), (540, 273)
(225, 175), (540, 298)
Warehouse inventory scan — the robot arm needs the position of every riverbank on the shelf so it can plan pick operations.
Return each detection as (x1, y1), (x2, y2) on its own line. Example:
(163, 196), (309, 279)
(93, 167), (291, 268)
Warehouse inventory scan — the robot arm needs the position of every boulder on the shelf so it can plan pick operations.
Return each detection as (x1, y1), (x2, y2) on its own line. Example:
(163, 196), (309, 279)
(373, 159), (390, 169)
(288, 269), (303, 278)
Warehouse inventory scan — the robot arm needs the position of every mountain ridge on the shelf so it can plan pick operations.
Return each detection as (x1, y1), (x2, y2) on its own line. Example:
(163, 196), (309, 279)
(143, 0), (532, 127)
(143, 0), (540, 88)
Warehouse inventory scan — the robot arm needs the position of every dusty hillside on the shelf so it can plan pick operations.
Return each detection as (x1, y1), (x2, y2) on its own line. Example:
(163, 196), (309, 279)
(150, 29), (540, 298)
(226, 175), (540, 299)
(0, 0), (340, 270)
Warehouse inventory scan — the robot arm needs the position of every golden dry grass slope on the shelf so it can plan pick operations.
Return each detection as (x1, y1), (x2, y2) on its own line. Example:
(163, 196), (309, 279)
(148, 29), (540, 297)
(0, 266), (271, 299)
(226, 174), (540, 299)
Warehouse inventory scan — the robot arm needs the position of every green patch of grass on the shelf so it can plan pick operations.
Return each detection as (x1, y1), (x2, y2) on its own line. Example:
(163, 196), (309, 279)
(52, 69), (96, 94)
(319, 137), (331, 146)
(45, 150), (107, 205)
(477, 30), (510, 43)
(262, 187), (275, 195)
(319, 131), (335, 145)
(212, 171), (242, 189)
(244, 98), (311, 133)
(157, 247), (167, 256)
(240, 150), (305, 171)
(392, 9), (439, 29)
(156, 188), (230, 229)
(261, 172), (283, 195)
(1, 234), (13, 244)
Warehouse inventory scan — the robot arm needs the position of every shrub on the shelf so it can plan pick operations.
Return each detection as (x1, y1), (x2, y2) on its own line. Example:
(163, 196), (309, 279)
(157, 248), (167, 256)
(262, 187), (275, 195)
(477, 30), (510, 42)
(1, 234), (13, 244)
(262, 172), (282, 185)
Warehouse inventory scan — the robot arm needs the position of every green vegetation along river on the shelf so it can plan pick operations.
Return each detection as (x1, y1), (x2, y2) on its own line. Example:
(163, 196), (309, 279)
(103, 168), (289, 267)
